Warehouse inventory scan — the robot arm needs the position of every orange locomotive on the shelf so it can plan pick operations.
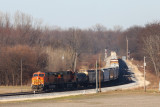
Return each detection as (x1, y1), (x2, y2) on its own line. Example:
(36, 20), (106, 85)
(31, 71), (77, 91)
(31, 71), (45, 91)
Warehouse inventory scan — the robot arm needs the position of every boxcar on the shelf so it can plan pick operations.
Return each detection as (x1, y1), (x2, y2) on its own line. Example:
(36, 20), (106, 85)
(87, 70), (103, 84)
(102, 68), (110, 82)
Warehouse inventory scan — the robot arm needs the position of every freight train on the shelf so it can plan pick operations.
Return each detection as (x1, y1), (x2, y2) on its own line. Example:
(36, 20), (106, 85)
(31, 67), (119, 91)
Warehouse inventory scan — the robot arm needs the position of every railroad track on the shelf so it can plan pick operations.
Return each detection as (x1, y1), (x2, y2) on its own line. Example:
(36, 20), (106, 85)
(0, 59), (133, 98)
(0, 77), (132, 97)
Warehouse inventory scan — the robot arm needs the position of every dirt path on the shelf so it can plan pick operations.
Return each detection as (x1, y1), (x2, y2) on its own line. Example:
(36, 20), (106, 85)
(126, 60), (150, 88)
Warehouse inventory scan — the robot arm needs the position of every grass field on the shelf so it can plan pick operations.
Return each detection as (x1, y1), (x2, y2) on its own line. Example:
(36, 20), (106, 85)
(1, 90), (160, 107)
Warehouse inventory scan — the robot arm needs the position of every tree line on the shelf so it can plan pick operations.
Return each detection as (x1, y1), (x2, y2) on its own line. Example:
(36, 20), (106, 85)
(0, 11), (159, 85)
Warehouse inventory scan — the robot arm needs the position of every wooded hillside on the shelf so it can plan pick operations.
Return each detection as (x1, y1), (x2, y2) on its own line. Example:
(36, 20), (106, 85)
(0, 12), (159, 85)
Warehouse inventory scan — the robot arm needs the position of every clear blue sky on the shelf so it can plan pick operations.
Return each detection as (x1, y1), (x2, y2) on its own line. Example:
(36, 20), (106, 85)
(0, 0), (160, 29)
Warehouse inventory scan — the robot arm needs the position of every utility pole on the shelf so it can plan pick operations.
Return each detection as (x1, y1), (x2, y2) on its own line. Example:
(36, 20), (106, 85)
(96, 60), (98, 93)
(104, 49), (107, 64)
(126, 37), (128, 60)
(21, 59), (23, 92)
(74, 53), (77, 73)
(99, 54), (101, 92)
(144, 56), (146, 92)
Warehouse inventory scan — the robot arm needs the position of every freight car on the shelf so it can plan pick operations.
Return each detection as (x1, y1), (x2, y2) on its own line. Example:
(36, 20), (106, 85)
(102, 68), (110, 82)
(101, 67), (119, 81)
(76, 73), (88, 87)
(85, 67), (119, 84)
(87, 70), (104, 84)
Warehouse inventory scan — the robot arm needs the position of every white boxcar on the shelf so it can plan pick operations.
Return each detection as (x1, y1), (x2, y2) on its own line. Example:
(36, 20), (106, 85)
(110, 59), (119, 68)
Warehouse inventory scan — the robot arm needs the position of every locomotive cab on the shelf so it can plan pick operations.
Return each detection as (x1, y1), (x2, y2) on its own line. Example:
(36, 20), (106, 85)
(31, 71), (45, 91)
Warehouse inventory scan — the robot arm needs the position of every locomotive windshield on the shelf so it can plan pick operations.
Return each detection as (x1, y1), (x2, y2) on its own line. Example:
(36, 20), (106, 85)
(33, 74), (38, 77)
(33, 74), (44, 77)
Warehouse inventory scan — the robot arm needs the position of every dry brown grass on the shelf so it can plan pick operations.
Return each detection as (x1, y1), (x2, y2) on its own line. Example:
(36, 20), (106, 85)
(131, 60), (159, 90)
(0, 86), (31, 94)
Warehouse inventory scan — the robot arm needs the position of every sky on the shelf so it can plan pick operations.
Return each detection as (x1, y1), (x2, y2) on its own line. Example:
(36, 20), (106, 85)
(0, 0), (160, 30)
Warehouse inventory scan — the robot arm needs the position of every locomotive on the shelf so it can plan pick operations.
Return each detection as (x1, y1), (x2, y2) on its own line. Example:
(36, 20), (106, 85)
(31, 67), (119, 91)
(31, 71), (77, 91)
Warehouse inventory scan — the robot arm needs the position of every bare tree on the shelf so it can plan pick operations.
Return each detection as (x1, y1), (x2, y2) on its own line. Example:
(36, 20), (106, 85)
(144, 35), (160, 78)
